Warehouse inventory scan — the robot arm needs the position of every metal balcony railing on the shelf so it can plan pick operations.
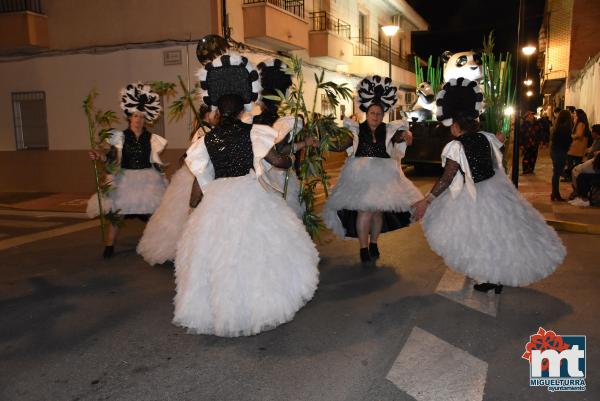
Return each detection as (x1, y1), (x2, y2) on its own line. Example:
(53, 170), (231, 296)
(309, 11), (350, 39)
(243, 0), (304, 19)
(352, 37), (414, 72)
(0, 0), (43, 13)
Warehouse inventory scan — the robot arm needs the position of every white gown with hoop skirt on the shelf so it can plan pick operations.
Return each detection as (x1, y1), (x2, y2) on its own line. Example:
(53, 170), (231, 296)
(422, 132), (566, 286)
(173, 124), (319, 337)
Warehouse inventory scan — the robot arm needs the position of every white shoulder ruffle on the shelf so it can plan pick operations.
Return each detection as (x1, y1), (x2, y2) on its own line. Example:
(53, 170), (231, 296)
(150, 134), (168, 165)
(108, 130), (124, 148)
(343, 118), (359, 157)
(441, 140), (476, 200)
(386, 120), (410, 162)
(481, 131), (504, 168)
(273, 116), (303, 144)
(251, 124), (278, 178)
(185, 136), (215, 188)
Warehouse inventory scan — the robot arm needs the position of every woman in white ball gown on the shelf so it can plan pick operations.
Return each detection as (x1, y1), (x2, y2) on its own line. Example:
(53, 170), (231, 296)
(412, 77), (566, 293)
(322, 75), (423, 263)
(173, 52), (319, 337)
(87, 82), (168, 258)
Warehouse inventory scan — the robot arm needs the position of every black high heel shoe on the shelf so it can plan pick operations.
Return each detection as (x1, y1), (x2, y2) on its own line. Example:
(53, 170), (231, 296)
(103, 245), (114, 259)
(368, 243), (380, 259)
(473, 282), (503, 293)
(359, 248), (371, 263)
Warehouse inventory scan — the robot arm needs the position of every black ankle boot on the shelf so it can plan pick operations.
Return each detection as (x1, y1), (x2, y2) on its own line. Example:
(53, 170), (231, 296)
(368, 243), (380, 259)
(103, 245), (114, 259)
(473, 282), (501, 293)
(360, 248), (371, 263)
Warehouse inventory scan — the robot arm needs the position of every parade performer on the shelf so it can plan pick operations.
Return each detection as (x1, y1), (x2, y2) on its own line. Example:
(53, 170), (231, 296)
(322, 75), (423, 263)
(137, 105), (217, 266)
(253, 58), (315, 218)
(412, 78), (565, 293)
(173, 52), (319, 337)
(87, 82), (168, 258)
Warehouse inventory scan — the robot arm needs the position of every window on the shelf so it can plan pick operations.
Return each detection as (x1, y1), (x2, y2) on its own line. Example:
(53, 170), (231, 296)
(358, 12), (367, 43)
(12, 91), (49, 150)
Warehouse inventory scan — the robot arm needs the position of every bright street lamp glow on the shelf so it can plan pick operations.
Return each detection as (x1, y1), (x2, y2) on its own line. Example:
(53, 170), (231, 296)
(382, 25), (400, 37)
(526, 90), (534, 97)
(522, 46), (536, 56)
(524, 79), (533, 86)
(504, 106), (515, 116)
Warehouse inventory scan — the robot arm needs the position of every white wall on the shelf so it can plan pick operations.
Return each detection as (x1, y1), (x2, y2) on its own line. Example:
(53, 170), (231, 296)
(0, 45), (202, 151)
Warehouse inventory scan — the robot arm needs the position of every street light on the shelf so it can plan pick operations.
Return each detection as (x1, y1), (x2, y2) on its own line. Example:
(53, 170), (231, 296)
(382, 25), (400, 79)
(522, 45), (536, 56)
(526, 90), (534, 97)
(524, 79), (533, 86)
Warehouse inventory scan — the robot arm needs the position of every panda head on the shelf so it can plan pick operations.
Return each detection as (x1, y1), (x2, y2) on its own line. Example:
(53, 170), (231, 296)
(442, 50), (483, 82)
(416, 81), (435, 103)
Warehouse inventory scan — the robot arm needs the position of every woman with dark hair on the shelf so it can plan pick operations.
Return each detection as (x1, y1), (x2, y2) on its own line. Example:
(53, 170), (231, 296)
(413, 78), (565, 294)
(87, 82), (168, 258)
(173, 53), (319, 337)
(564, 109), (591, 181)
(323, 75), (423, 263)
(549, 110), (573, 201)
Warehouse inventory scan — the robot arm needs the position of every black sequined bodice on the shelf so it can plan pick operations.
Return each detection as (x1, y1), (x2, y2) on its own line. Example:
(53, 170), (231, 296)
(456, 132), (495, 183)
(355, 122), (390, 158)
(121, 129), (152, 169)
(205, 120), (254, 178)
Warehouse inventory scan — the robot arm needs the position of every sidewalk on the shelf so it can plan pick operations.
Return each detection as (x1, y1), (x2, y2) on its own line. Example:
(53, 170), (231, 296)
(1, 149), (598, 234)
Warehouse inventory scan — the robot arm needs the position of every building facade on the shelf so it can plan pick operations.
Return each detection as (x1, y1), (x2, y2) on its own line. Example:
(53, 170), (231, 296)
(0, 0), (427, 192)
(538, 0), (600, 116)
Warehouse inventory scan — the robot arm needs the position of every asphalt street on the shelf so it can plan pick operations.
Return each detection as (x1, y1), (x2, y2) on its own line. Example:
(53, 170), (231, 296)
(0, 211), (598, 401)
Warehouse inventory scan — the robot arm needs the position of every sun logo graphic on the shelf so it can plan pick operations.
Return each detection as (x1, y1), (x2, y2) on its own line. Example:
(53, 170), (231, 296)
(522, 327), (586, 392)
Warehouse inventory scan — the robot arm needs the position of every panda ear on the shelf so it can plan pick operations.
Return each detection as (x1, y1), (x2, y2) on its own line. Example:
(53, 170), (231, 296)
(442, 51), (452, 63)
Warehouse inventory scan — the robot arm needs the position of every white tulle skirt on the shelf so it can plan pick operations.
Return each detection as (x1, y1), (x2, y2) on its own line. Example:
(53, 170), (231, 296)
(422, 168), (566, 286)
(173, 172), (319, 337)
(322, 156), (423, 238)
(86, 168), (168, 218)
(137, 166), (195, 265)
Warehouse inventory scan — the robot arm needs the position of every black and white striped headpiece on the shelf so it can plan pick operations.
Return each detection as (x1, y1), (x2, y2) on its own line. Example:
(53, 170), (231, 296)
(196, 52), (261, 112)
(357, 75), (398, 112)
(119, 82), (162, 122)
(435, 77), (484, 127)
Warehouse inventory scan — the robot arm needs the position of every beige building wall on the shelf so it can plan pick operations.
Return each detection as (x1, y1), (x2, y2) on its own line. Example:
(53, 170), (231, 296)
(45, 0), (213, 49)
(544, 0), (573, 79)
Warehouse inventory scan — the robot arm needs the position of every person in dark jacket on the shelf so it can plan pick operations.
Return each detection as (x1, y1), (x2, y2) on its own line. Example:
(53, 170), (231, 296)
(550, 110), (573, 201)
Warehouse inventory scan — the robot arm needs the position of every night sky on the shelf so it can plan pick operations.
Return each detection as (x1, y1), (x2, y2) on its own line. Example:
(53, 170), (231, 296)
(406, 0), (546, 111)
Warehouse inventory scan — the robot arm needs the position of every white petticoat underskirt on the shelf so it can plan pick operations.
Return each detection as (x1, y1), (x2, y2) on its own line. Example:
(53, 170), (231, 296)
(137, 166), (195, 265)
(422, 168), (566, 286)
(86, 168), (168, 217)
(322, 156), (423, 238)
(173, 173), (319, 337)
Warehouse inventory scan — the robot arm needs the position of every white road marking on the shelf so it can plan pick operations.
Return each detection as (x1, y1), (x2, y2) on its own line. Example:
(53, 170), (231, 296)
(0, 209), (89, 219)
(435, 269), (500, 317)
(0, 220), (100, 251)
(387, 326), (488, 401)
(0, 219), (62, 229)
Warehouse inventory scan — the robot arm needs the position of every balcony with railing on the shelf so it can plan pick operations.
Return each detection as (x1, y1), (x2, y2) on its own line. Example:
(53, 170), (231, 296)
(352, 37), (414, 72)
(0, 0), (49, 52)
(242, 0), (308, 51)
(308, 11), (353, 65)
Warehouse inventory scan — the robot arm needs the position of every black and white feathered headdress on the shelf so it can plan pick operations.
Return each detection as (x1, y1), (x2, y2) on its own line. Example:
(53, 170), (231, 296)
(257, 58), (292, 99)
(357, 75), (398, 112)
(120, 82), (162, 121)
(196, 52), (261, 112)
(435, 77), (484, 127)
